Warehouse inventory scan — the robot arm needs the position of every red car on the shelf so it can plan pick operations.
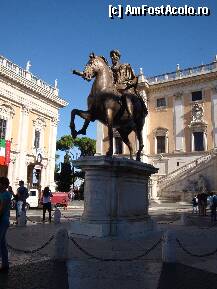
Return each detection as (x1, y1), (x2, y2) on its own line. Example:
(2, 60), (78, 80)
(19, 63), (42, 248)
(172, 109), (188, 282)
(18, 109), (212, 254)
(51, 192), (70, 209)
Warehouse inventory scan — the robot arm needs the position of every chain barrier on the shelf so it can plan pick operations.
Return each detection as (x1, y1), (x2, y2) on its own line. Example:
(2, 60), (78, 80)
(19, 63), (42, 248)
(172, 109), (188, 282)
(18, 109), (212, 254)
(69, 235), (162, 262)
(176, 238), (217, 258)
(157, 218), (180, 225)
(7, 235), (55, 254)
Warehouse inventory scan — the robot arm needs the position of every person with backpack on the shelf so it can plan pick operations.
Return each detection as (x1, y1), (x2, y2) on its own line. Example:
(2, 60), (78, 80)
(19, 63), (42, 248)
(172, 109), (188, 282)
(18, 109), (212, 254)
(42, 186), (53, 223)
(17, 180), (29, 216)
(210, 192), (217, 222)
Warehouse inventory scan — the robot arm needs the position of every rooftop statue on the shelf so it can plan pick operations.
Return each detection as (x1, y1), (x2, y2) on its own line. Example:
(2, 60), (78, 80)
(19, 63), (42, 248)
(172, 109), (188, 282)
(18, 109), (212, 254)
(70, 51), (148, 161)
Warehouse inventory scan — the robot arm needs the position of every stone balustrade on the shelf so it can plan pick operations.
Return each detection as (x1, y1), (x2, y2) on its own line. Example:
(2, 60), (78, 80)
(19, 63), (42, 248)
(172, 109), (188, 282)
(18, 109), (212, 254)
(147, 61), (217, 85)
(158, 150), (216, 189)
(0, 55), (57, 95)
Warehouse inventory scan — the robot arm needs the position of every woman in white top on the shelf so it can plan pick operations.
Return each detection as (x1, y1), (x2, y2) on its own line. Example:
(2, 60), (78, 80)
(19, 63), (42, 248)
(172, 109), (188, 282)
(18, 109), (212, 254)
(42, 186), (52, 222)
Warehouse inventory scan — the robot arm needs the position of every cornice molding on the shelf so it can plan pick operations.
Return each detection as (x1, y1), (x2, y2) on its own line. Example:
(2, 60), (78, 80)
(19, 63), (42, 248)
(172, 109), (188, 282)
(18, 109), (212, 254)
(146, 71), (217, 94)
(0, 65), (68, 108)
(0, 86), (58, 120)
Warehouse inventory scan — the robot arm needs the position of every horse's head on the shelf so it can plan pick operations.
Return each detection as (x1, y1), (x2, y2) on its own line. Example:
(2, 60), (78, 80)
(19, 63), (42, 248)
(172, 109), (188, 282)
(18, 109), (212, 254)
(83, 53), (109, 81)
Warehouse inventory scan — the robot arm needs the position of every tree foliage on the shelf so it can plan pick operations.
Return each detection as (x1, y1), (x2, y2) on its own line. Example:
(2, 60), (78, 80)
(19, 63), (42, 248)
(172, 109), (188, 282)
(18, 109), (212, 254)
(56, 154), (72, 192)
(56, 135), (96, 156)
(55, 135), (96, 192)
(74, 137), (96, 156)
(56, 135), (74, 151)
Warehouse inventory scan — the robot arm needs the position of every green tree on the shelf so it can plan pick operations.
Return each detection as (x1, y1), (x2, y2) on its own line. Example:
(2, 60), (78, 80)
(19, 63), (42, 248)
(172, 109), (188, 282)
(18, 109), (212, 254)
(56, 135), (74, 152)
(56, 135), (96, 157)
(56, 152), (72, 192)
(56, 135), (96, 192)
(74, 137), (96, 156)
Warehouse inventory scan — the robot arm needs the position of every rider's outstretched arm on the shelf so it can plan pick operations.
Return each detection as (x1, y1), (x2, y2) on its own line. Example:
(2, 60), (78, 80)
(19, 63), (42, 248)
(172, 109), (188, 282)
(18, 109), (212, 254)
(71, 69), (84, 77)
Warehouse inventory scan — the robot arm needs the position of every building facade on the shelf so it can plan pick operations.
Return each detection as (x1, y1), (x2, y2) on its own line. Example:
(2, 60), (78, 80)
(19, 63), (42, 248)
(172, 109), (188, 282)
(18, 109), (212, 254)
(0, 55), (68, 192)
(96, 56), (217, 200)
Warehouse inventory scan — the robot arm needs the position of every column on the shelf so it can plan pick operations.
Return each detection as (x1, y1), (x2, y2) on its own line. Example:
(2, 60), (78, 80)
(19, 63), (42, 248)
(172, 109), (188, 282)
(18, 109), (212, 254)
(48, 117), (58, 191)
(40, 160), (48, 189)
(16, 105), (30, 183)
(174, 94), (184, 151)
(96, 121), (104, 155)
(191, 132), (195, 152)
(140, 89), (148, 163)
(211, 90), (217, 147)
(203, 132), (207, 151)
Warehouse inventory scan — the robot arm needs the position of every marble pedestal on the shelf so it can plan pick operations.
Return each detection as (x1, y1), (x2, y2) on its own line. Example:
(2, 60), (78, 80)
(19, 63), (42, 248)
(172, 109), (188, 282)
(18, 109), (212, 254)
(70, 156), (158, 238)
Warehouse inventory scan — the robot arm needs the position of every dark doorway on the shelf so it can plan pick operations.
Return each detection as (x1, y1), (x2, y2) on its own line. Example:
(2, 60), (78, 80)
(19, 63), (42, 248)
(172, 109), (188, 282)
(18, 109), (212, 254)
(194, 132), (204, 151)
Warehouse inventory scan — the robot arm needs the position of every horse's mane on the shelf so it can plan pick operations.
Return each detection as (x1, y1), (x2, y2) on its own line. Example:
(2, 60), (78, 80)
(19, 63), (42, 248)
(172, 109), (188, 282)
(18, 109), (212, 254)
(98, 55), (109, 66)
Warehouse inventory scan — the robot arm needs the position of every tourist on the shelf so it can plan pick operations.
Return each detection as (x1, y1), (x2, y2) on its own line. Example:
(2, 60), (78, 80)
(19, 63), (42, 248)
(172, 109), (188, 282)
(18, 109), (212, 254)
(192, 195), (198, 214)
(17, 180), (29, 214)
(197, 193), (202, 216)
(200, 192), (208, 216)
(42, 186), (52, 223)
(0, 177), (11, 273)
(209, 192), (217, 222)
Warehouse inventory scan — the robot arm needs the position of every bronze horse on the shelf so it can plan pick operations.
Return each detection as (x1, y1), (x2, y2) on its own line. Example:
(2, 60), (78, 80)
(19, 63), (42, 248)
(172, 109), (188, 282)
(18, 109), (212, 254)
(70, 53), (148, 161)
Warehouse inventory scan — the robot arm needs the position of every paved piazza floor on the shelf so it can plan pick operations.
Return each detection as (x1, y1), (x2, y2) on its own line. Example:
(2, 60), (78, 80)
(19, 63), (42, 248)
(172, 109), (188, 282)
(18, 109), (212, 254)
(1, 201), (217, 289)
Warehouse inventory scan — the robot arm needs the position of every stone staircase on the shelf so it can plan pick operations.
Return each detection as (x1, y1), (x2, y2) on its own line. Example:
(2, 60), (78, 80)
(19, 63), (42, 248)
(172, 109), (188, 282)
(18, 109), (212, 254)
(157, 149), (217, 200)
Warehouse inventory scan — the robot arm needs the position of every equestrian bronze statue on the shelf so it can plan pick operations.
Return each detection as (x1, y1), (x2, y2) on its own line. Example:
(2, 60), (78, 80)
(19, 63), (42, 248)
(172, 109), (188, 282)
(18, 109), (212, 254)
(70, 51), (148, 161)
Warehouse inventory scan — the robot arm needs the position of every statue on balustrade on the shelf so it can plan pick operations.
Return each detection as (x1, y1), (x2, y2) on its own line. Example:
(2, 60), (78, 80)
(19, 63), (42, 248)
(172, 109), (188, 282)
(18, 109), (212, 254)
(70, 50), (148, 161)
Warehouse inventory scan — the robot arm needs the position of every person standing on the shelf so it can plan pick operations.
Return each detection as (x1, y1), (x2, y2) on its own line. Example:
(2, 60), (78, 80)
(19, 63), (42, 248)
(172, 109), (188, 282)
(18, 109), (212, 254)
(210, 192), (217, 222)
(42, 186), (52, 223)
(192, 195), (198, 214)
(17, 180), (29, 216)
(0, 177), (11, 273)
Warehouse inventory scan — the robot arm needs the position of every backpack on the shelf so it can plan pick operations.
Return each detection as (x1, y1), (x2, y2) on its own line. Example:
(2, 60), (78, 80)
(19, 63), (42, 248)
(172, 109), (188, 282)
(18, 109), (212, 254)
(213, 195), (217, 206)
(18, 186), (29, 201)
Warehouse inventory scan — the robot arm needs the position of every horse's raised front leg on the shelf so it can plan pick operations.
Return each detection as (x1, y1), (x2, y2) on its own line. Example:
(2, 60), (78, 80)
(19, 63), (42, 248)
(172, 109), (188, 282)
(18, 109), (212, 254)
(70, 109), (93, 139)
(77, 120), (90, 136)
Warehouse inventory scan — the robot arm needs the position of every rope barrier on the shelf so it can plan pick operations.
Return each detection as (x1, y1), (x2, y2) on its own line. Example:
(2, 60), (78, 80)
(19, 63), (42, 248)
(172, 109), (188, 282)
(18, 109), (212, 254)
(176, 238), (217, 258)
(8, 235), (55, 254)
(69, 235), (162, 262)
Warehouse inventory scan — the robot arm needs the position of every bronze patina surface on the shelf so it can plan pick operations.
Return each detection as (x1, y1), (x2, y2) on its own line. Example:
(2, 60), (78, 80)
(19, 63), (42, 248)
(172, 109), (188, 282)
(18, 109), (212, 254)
(70, 51), (148, 161)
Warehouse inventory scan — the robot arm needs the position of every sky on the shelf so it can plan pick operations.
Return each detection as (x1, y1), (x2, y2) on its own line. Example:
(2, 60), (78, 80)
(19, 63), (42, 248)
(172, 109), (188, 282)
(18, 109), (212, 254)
(0, 0), (217, 141)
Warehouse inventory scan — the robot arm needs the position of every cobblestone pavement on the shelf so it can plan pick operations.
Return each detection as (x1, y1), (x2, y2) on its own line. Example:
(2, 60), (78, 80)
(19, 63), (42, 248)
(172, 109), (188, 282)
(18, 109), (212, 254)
(0, 260), (68, 289)
(1, 201), (217, 289)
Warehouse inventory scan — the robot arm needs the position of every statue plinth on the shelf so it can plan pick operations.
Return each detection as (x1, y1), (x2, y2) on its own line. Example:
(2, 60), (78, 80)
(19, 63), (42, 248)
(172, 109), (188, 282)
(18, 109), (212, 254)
(70, 156), (158, 238)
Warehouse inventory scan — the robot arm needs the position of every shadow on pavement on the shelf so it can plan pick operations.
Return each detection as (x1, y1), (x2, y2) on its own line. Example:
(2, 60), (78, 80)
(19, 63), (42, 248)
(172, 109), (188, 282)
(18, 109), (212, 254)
(158, 262), (217, 289)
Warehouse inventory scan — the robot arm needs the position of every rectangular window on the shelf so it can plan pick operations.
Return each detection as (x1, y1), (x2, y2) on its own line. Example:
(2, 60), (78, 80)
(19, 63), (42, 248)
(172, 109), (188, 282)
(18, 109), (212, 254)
(192, 91), (202, 101)
(34, 130), (40, 149)
(0, 119), (7, 139)
(30, 191), (36, 197)
(156, 98), (166, 108)
(157, 136), (165, 154)
(194, 132), (204, 151)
